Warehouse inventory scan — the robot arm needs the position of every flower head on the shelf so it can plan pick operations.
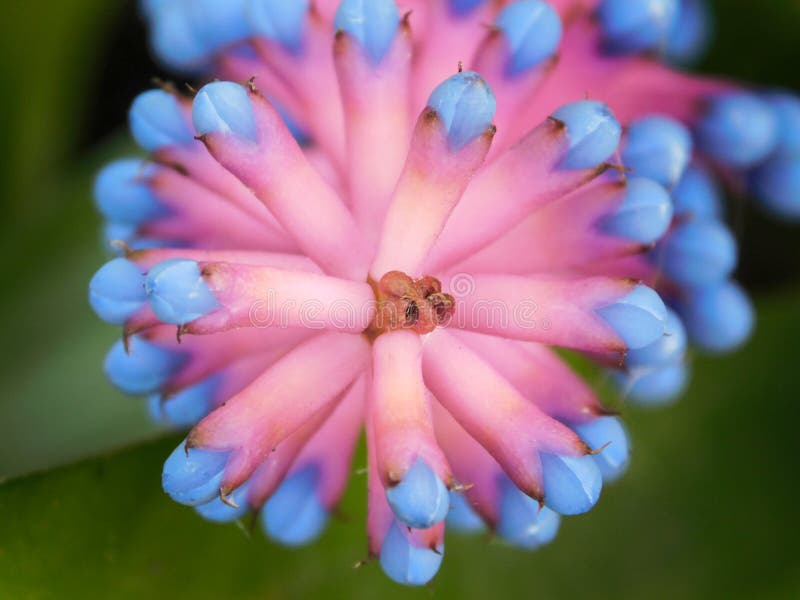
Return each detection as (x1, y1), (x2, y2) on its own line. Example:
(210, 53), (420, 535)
(88, 0), (784, 585)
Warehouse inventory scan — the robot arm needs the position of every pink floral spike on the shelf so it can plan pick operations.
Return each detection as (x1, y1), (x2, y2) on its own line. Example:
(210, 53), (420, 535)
(87, 0), (765, 586)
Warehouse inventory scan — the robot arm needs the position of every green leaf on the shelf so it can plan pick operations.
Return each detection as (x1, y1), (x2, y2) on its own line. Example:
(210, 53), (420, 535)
(1, 291), (798, 599)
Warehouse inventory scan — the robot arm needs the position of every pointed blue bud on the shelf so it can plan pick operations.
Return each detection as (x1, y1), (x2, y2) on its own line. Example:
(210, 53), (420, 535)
(496, 476), (560, 549)
(94, 160), (169, 225)
(150, 1), (209, 71)
(104, 336), (187, 395)
(696, 93), (778, 168)
(495, 1), (562, 76)
(427, 71), (496, 150)
(246, 0), (309, 53)
(386, 458), (449, 529)
(655, 219), (737, 288)
(751, 153), (800, 221)
(597, 284), (667, 350)
(615, 361), (689, 406)
(89, 258), (146, 325)
(145, 259), (219, 325)
(622, 116), (692, 187)
(597, 0), (679, 54)
(664, 0), (712, 65)
(449, 0), (486, 16)
(551, 100), (622, 169)
(599, 177), (673, 244)
(162, 440), (228, 506)
(335, 0), (400, 64)
(193, 81), (258, 141)
(541, 453), (602, 515)
(195, 480), (251, 523)
(446, 491), (485, 533)
(129, 89), (195, 152)
(379, 521), (444, 586)
(574, 417), (630, 482)
(262, 465), (329, 546)
(626, 308), (687, 368)
(672, 163), (724, 220)
(148, 375), (221, 427)
(677, 280), (754, 353)
(765, 92), (800, 155)
(101, 222), (175, 255)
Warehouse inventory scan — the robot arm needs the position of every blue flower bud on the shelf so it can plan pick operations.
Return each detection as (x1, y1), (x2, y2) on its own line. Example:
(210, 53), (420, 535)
(495, 1), (562, 76)
(195, 480), (251, 522)
(664, 0), (712, 65)
(541, 453), (603, 515)
(246, 0), (309, 54)
(598, 177), (673, 244)
(449, 0), (486, 16)
(615, 361), (689, 406)
(427, 71), (496, 150)
(696, 93), (778, 168)
(334, 0), (400, 64)
(598, 0), (679, 54)
(94, 160), (169, 225)
(655, 219), (738, 288)
(551, 100), (622, 169)
(145, 259), (220, 325)
(104, 336), (187, 395)
(129, 89), (195, 152)
(677, 280), (754, 353)
(672, 163), (724, 220)
(379, 520), (444, 586)
(386, 458), (449, 529)
(193, 81), (258, 141)
(262, 465), (329, 546)
(765, 92), (800, 155)
(446, 491), (485, 533)
(496, 476), (560, 549)
(573, 417), (630, 482)
(597, 284), (667, 350)
(750, 153), (800, 221)
(148, 375), (221, 427)
(626, 308), (687, 368)
(183, 0), (251, 54)
(140, 0), (169, 21)
(150, 1), (209, 71)
(162, 440), (228, 506)
(89, 258), (147, 325)
(622, 116), (692, 187)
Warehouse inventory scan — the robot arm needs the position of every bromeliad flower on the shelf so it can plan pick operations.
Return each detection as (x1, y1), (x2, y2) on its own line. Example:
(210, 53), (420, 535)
(88, 0), (783, 586)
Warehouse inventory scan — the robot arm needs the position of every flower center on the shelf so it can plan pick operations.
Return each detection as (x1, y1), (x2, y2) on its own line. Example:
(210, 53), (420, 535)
(368, 271), (456, 338)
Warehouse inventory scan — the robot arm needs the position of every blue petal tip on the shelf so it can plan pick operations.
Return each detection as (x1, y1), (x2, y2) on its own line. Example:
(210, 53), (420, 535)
(597, 284), (668, 350)
(386, 458), (449, 529)
(751, 153), (800, 221)
(192, 81), (258, 141)
(672, 163), (724, 220)
(129, 89), (195, 152)
(678, 280), (754, 354)
(496, 477), (560, 549)
(541, 453), (603, 515)
(598, 0), (679, 54)
(94, 159), (167, 224)
(247, 0), (309, 53)
(427, 70), (496, 150)
(574, 417), (630, 482)
(551, 100), (622, 169)
(379, 521), (444, 586)
(162, 440), (228, 506)
(145, 259), (219, 325)
(446, 491), (485, 533)
(626, 308), (687, 368)
(599, 177), (673, 244)
(655, 219), (738, 288)
(495, 1), (562, 76)
(148, 375), (221, 427)
(104, 336), (187, 395)
(262, 465), (328, 547)
(89, 258), (146, 325)
(334, 0), (400, 64)
(622, 116), (692, 187)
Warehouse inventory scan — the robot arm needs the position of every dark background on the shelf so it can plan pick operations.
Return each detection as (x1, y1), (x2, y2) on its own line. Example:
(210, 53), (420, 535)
(0, 1), (799, 598)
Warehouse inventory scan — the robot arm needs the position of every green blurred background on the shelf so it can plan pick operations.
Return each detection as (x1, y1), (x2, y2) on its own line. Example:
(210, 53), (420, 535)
(1, 1), (799, 598)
